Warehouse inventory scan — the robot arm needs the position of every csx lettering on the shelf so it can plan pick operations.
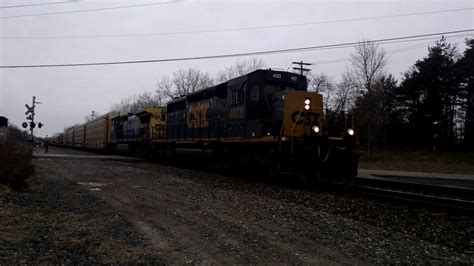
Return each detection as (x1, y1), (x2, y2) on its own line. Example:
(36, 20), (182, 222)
(291, 111), (319, 126)
(187, 101), (210, 128)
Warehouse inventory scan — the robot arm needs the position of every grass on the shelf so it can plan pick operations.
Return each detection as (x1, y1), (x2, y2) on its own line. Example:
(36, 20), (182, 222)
(0, 141), (34, 190)
(358, 149), (474, 174)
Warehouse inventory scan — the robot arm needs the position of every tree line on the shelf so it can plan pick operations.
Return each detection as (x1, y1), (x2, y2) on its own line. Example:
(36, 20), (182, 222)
(346, 37), (474, 152)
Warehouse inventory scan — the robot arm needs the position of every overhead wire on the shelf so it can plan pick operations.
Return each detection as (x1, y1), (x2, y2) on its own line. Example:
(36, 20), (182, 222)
(0, 1), (75, 9)
(310, 33), (474, 67)
(0, 0), (182, 19)
(1, 6), (473, 37)
(1, 29), (472, 69)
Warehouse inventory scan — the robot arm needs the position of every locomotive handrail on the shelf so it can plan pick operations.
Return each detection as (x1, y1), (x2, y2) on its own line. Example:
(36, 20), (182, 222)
(263, 93), (273, 112)
(291, 108), (304, 132)
(279, 120), (285, 152)
(318, 144), (333, 162)
(289, 107), (305, 155)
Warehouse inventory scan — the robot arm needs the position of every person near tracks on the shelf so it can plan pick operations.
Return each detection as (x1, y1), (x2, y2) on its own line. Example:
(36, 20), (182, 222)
(44, 136), (49, 154)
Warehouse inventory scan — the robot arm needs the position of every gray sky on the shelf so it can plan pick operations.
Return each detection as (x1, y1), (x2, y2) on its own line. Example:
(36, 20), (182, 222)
(1, 0), (473, 137)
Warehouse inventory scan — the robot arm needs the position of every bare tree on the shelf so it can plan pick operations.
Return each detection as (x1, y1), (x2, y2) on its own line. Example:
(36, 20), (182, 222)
(308, 73), (336, 111)
(111, 91), (163, 114)
(155, 76), (175, 102)
(348, 40), (388, 93)
(334, 73), (357, 113)
(156, 68), (214, 101)
(308, 71), (358, 114)
(173, 68), (214, 96)
(347, 40), (388, 159)
(216, 58), (266, 83)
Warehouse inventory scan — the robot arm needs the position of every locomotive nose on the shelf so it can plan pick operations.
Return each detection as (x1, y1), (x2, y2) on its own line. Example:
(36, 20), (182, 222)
(282, 90), (323, 137)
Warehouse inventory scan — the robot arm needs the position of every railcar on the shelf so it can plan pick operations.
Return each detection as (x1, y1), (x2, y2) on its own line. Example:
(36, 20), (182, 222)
(65, 127), (74, 147)
(73, 125), (85, 148)
(53, 112), (118, 151)
(56, 132), (65, 145)
(50, 133), (62, 145)
(83, 112), (118, 150)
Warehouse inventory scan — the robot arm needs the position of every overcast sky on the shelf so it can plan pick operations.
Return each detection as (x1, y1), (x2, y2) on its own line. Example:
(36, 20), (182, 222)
(1, 0), (473, 137)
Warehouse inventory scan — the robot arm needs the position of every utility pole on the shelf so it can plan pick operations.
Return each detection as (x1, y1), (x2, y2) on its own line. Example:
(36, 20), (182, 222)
(23, 96), (43, 142)
(292, 61), (313, 76)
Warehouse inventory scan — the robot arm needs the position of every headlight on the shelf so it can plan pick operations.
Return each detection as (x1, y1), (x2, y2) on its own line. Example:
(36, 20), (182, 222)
(312, 125), (320, 133)
(304, 99), (311, 105)
(304, 104), (310, 110)
(347, 128), (355, 136)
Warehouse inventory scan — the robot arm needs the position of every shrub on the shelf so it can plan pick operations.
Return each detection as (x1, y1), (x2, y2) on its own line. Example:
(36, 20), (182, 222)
(0, 141), (34, 190)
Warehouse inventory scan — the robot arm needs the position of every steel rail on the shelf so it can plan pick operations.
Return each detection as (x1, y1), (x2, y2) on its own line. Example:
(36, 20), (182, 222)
(353, 177), (474, 212)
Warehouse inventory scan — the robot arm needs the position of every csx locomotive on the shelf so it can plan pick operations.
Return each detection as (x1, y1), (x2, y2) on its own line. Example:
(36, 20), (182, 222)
(51, 69), (360, 181)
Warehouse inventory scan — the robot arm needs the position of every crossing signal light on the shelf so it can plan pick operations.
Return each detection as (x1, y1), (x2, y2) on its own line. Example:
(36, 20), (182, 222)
(38, 123), (43, 128)
(22, 122), (28, 128)
(30, 122), (35, 129)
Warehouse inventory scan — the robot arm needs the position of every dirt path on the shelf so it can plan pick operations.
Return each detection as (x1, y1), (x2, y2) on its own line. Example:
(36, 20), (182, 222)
(47, 159), (351, 264)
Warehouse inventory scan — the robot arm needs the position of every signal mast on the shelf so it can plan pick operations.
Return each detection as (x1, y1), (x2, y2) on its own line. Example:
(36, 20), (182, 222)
(22, 96), (43, 142)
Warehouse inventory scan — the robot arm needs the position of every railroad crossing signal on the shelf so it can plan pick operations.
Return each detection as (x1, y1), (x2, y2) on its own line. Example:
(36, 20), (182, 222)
(22, 96), (43, 141)
(25, 104), (34, 115)
(33, 96), (42, 105)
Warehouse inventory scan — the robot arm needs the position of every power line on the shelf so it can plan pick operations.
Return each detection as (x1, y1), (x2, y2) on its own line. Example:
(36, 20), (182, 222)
(311, 33), (473, 66)
(0, 1), (74, 9)
(1, 29), (473, 69)
(0, 0), (182, 19)
(2, 7), (473, 38)
(0, 7), (471, 35)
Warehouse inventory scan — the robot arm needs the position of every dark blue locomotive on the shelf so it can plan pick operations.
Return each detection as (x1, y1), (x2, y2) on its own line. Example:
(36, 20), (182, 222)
(162, 69), (359, 180)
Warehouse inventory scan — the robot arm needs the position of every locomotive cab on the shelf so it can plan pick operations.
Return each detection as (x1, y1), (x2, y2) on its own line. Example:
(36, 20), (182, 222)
(240, 70), (308, 138)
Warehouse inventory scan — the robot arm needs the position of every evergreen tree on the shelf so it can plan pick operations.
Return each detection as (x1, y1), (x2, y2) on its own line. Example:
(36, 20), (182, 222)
(353, 74), (400, 149)
(455, 38), (474, 148)
(398, 37), (459, 150)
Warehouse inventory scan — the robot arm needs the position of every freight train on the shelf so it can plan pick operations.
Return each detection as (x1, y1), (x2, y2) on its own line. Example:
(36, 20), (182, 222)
(51, 69), (360, 181)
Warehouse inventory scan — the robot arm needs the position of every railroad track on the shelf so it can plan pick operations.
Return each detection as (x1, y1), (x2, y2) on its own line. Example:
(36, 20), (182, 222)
(354, 176), (474, 212)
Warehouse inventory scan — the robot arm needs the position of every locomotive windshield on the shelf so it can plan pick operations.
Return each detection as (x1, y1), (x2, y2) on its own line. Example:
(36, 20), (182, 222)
(265, 80), (306, 92)
(0, 116), (7, 127)
(264, 83), (303, 93)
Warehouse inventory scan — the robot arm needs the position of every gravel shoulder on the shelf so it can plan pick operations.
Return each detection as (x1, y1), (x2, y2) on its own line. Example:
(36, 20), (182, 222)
(1, 147), (473, 264)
